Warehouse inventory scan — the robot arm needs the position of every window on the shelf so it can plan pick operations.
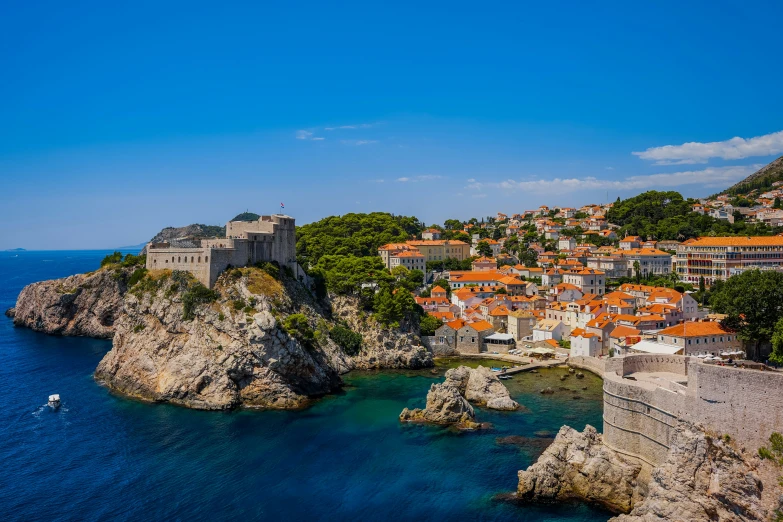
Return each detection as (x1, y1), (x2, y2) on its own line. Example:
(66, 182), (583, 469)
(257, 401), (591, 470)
(178, 256), (181, 262)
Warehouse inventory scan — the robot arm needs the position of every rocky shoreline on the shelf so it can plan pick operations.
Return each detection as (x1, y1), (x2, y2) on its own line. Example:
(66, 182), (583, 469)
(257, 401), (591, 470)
(515, 422), (772, 521)
(7, 265), (433, 410)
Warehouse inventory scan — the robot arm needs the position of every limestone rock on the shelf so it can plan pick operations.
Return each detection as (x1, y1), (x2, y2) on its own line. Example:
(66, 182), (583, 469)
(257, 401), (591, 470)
(95, 271), (343, 410)
(330, 295), (433, 371)
(399, 381), (476, 427)
(466, 366), (519, 410)
(10, 267), (131, 338)
(516, 425), (641, 513)
(516, 422), (770, 521)
(611, 423), (768, 522)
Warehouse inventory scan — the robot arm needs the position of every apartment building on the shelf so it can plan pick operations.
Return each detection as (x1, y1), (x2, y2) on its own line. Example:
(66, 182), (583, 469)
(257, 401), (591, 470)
(676, 236), (783, 284)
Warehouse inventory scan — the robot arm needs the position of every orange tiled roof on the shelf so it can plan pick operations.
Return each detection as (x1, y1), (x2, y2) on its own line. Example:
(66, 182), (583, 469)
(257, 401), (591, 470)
(658, 321), (733, 337)
(683, 236), (783, 247)
(489, 305), (510, 316)
(467, 320), (494, 331)
(610, 325), (641, 338)
(445, 319), (467, 330)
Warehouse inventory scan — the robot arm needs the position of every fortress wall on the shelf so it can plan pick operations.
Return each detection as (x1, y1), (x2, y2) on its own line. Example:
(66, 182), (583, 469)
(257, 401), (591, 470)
(568, 355), (606, 377)
(146, 248), (211, 287)
(602, 375), (684, 466)
(687, 361), (783, 451)
(606, 354), (689, 377)
(602, 354), (783, 467)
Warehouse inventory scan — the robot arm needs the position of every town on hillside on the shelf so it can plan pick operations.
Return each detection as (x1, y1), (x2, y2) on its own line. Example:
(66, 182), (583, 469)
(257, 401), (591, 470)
(375, 186), (783, 364)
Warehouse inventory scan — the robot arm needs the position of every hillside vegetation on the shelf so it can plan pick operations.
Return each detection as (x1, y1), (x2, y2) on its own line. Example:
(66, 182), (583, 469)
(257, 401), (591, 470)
(607, 190), (775, 240)
(722, 155), (783, 196)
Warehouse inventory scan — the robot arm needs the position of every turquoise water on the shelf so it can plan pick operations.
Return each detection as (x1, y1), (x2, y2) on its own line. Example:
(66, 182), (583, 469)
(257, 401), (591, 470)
(0, 251), (609, 521)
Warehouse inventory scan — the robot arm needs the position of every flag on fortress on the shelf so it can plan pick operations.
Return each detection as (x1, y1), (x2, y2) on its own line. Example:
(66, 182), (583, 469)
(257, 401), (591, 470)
(281, 202), (285, 209)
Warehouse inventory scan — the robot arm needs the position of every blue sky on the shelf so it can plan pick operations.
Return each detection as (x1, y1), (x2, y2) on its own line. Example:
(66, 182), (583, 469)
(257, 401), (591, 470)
(2, 0), (783, 249)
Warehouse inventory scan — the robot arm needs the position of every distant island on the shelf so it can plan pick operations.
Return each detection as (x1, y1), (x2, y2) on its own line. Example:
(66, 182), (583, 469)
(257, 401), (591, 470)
(5, 248), (26, 252)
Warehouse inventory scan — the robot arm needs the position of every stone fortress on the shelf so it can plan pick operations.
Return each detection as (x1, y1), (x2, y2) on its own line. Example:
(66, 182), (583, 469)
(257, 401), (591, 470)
(571, 354), (783, 468)
(145, 214), (301, 287)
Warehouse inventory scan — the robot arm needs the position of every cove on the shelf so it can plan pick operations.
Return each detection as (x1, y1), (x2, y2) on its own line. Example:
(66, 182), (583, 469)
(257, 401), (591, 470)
(0, 251), (610, 521)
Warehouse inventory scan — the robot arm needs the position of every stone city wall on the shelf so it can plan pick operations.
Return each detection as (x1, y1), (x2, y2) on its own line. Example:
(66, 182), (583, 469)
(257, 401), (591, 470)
(567, 355), (606, 377)
(600, 354), (783, 468)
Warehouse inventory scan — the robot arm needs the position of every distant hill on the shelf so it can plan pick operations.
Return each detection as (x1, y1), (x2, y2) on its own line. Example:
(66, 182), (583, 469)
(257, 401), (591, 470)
(5, 248), (26, 252)
(140, 223), (226, 254)
(231, 212), (261, 222)
(721, 155), (783, 196)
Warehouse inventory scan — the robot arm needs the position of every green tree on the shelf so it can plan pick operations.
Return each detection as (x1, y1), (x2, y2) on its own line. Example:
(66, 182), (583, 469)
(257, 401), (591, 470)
(633, 261), (641, 283)
(476, 240), (493, 257)
(373, 287), (401, 326)
(444, 219), (463, 230)
(519, 248), (538, 267)
(419, 314), (442, 336)
(774, 197), (782, 209)
(710, 270), (783, 358)
(770, 317), (783, 365)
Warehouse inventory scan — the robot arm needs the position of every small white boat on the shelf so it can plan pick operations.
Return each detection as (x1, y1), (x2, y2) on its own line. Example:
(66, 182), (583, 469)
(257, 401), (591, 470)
(48, 394), (61, 408)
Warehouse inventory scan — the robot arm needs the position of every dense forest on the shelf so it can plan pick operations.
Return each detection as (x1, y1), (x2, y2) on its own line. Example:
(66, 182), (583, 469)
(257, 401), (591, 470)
(606, 191), (777, 240)
(296, 213), (426, 327)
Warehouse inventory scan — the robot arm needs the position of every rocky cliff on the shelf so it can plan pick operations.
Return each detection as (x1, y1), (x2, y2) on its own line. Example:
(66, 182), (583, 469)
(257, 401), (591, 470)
(516, 422), (771, 521)
(6, 266), (134, 338)
(8, 262), (432, 410)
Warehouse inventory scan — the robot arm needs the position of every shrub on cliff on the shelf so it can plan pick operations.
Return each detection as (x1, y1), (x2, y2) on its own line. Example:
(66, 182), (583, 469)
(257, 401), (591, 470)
(100, 251), (146, 268)
(182, 283), (219, 321)
(282, 314), (314, 343)
(329, 325), (363, 355)
(128, 268), (148, 288)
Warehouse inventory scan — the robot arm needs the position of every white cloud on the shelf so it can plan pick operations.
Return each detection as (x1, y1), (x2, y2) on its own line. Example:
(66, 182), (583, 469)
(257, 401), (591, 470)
(473, 193), (487, 199)
(467, 178), (476, 182)
(340, 139), (378, 146)
(312, 137), (325, 141)
(296, 130), (313, 140)
(633, 130), (783, 165)
(325, 123), (376, 131)
(395, 175), (444, 183)
(476, 165), (758, 194)
(605, 166), (614, 170)
(371, 179), (385, 183)
(396, 177), (410, 182)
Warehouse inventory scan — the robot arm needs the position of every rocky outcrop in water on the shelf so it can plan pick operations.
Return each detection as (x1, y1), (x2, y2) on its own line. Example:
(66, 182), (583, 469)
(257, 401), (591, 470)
(399, 381), (478, 429)
(445, 365), (520, 411)
(400, 365), (519, 428)
(516, 422), (770, 521)
(517, 425), (641, 513)
(8, 267), (132, 338)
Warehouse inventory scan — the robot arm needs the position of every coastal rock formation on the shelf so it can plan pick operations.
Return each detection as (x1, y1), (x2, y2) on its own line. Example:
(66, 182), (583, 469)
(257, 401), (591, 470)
(516, 422), (769, 521)
(400, 365), (519, 428)
(94, 268), (343, 410)
(445, 365), (520, 410)
(517, 425), (642, 513)
(8, 267), (131, 338)
(399, 381), (477, 428)
(612, 423), (768, 522)
(139, 223), (226, 255)
(330, 295), (433, 371)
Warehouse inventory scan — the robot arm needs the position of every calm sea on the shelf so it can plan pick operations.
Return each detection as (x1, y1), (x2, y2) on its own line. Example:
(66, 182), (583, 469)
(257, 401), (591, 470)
(0, 250), (610, 521)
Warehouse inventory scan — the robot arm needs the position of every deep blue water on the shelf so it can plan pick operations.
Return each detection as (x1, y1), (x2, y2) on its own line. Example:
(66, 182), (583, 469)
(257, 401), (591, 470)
(0, 250), (610, 521)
